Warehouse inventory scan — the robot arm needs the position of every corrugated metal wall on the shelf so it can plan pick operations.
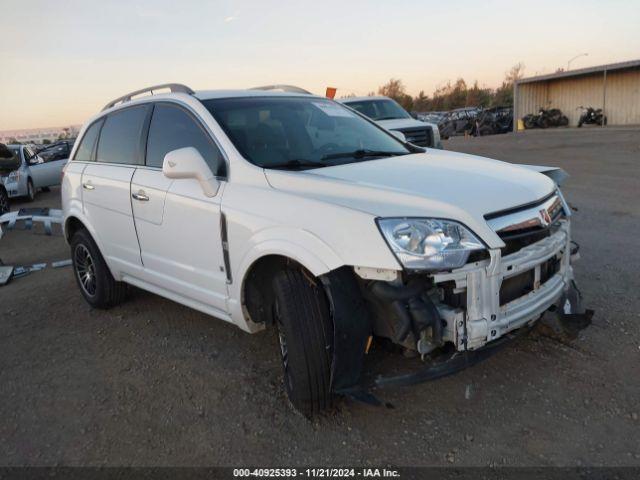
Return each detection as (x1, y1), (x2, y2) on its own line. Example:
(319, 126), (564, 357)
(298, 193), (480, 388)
(605, 69), (640, 125)
(515, 67), (640, 127)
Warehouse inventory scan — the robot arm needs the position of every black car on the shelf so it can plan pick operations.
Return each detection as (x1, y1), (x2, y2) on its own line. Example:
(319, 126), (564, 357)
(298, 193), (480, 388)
(37, 138), (76, 162)
(439, 108), (480, 138)
(474, 107), (513, 136)
(0, 143), (21, 214)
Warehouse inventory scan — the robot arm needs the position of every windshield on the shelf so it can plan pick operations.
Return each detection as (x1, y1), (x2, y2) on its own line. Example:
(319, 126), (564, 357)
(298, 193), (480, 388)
(202, 97), (410, 169)
(342, 99), (411, 121)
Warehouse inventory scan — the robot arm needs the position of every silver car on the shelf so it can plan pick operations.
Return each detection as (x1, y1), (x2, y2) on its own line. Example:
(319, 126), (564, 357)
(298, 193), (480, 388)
(1, 144), (68, 201)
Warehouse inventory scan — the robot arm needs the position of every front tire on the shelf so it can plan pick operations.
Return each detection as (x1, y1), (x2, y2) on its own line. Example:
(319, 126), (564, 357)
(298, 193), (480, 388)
(26, 178), (35, 202)
(71, 228), (127, 308)
(272, 268), (333, 416)
(0, 187), (9, 214)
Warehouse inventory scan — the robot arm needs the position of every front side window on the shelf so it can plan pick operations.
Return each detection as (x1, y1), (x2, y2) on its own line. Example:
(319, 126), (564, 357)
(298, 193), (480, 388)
(343, 99), (411, 121)
(96, 106), (148, 165)
(73, 120), (103, 162)
(145, 103), (225, 176)
(202, 97), (411, 170)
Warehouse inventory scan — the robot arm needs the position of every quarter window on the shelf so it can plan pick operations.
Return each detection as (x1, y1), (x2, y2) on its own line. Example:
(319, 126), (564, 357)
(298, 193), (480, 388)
(73, 120), (103, 162)
(96, 106), (148, 165)
(145, 103), (225, 176)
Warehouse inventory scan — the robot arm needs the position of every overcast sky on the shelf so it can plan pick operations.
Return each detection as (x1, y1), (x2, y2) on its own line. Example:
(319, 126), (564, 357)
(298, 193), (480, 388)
(1, 0), (639, 130)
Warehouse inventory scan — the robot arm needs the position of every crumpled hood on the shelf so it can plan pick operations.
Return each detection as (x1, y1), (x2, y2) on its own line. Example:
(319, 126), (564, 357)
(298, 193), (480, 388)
(264, 149), (556, 248)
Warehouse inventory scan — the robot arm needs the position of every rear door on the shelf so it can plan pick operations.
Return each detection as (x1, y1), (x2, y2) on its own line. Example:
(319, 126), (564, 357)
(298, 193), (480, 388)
(81, 104), (151, 276)
(130, 102), (228, 312)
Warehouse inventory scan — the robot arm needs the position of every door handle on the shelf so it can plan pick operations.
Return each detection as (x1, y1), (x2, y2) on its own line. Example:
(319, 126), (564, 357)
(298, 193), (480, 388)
(132, 190), (149, 202)
(82, 182), (95, 191)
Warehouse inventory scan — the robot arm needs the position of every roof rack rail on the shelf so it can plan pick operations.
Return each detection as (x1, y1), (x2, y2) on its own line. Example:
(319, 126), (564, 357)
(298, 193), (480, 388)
(102, 83), (195, 111)
(250, 84), (312, 94)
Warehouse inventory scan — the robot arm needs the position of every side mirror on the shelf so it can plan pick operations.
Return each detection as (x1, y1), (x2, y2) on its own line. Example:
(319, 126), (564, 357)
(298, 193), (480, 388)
(390, 130), (406, 142)
(29, 156), (43, 165)
(162, 147), (220, 197)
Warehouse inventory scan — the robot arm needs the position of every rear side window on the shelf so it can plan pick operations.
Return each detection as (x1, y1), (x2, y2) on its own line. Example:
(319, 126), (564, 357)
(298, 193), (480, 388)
(97, 106), (148, 165)
(145, 103), (225, 176)
(73, 119), (103, 161)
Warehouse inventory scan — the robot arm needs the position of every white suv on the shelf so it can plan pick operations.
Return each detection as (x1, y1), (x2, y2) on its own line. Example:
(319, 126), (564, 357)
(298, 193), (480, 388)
(62, 84), (590, 415)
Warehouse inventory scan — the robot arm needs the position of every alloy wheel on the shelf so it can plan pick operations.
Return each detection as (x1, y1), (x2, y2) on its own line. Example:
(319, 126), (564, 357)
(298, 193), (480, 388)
(74, 244), (97, 297)
(274, 300), (294, 393)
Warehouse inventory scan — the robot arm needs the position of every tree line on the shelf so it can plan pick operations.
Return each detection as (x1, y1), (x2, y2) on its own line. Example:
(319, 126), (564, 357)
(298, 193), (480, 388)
(363, 63), (525, 113)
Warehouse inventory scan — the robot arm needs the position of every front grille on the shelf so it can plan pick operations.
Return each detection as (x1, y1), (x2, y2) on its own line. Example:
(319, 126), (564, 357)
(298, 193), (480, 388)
(399, 127), (433, 147)
(487, 193), (566, 257)
(498, 227), (551, 256)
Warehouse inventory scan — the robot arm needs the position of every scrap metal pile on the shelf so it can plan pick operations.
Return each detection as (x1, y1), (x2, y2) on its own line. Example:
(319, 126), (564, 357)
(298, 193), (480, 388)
(0, 207), (68, 286)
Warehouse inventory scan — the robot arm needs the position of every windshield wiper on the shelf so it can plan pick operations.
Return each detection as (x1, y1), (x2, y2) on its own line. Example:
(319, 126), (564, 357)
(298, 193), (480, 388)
(321, 149), (408, 161)
(263, 159), (326, 170)
(376, 116), (404, 121)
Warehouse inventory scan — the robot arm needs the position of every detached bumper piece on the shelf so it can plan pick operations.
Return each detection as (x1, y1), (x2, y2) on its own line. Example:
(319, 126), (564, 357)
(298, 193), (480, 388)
(0, 208), (63, 239)
(373, 323), (532, 389)
(371, 278), (592, 390)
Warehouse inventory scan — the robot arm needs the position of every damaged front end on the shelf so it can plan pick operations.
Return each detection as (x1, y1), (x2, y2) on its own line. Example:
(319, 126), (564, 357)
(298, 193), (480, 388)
(326, 192), (592, 395)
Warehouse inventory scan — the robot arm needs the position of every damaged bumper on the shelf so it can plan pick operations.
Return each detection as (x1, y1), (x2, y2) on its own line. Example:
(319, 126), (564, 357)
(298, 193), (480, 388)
(433, 219), (579, 351)
(332, 218), (591, 396)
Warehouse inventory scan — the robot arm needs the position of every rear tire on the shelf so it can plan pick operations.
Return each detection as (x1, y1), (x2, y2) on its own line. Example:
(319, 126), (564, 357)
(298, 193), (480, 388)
(272, 268), (333, 416)
(71, 228), (127, 309)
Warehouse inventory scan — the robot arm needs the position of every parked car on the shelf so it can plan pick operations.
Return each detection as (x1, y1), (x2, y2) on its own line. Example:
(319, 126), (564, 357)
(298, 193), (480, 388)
(522, 108), (569, 129)
(0, 143), (20, 214)
(38, 138), (77, 162)
(62, 83), (590, 416)
(438, 107), (481, 138)
(473, 106), (513, 136)
(337, 96), (442, 149)
(0, 144), (67, 201)
(577, 106), (607, 127)
(417, 111), (447, 125)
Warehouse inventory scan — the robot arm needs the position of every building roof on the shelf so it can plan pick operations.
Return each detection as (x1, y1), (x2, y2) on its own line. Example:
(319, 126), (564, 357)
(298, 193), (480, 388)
(516, 59), (640, 85)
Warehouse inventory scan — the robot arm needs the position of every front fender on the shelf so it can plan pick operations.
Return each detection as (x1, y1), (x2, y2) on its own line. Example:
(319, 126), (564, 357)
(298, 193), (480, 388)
(227, 227), (345, 330)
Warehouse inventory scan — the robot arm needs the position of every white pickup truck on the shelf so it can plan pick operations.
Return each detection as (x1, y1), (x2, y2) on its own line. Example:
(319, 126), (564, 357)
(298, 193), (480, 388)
(338, 96), (443, 149)
(61, 84), (590, 416)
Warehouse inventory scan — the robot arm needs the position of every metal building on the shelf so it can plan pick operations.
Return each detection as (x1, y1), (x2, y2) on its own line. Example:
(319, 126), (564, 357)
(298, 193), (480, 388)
(514, 59), (640, 129)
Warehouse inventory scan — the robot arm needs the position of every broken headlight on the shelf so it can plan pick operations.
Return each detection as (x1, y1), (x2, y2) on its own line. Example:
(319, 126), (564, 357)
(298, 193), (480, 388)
(378, 218), (485, 271)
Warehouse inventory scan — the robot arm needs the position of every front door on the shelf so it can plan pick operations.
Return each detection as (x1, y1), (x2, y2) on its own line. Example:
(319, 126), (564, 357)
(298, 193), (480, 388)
(131, 102), (228, 313)
(23, 147), (54, 188)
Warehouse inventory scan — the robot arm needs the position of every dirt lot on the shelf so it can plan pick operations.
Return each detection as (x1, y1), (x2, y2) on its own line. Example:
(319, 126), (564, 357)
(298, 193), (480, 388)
(1, 127), (639, 467)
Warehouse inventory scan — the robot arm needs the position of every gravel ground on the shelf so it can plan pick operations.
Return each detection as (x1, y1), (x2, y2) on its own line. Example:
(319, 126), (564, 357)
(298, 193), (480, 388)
(0, 127), (639, 467)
